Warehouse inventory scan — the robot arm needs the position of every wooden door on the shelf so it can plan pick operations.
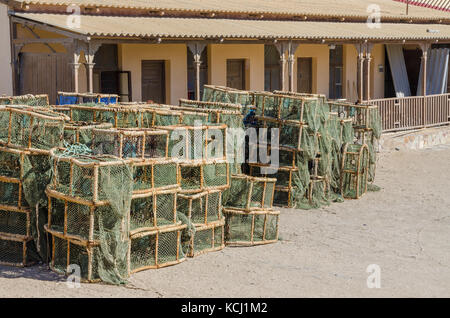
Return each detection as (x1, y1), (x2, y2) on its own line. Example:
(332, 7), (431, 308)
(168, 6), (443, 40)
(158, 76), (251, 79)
(227, 59), (245, 90)
(142, 60), (165, 103)
(19, 53), (73, 104)
(297, 57), (312, 93)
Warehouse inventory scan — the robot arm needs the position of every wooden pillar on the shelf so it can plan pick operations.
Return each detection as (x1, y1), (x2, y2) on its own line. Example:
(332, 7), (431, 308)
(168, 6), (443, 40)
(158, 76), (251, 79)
(364, 43), (374, 101)
(355, 43), (365, 103)
(187, 42), (207, 100)
(288, 42), (300, 92)
(275, 42), (287, 91)
(84, 42), (101, 94)
(71, 52), (81, 93)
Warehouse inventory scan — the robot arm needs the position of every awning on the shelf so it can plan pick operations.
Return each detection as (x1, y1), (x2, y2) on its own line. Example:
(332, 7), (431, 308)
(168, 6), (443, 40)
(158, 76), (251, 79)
(12, 12), (450, 42)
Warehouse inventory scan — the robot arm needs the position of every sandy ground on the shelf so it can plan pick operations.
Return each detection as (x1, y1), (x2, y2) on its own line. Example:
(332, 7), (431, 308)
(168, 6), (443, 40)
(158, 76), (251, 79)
(1, 144), (450, 298)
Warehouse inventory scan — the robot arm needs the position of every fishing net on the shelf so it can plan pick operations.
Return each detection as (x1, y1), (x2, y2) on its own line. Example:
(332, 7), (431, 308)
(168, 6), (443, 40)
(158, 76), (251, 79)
(129, 186), (179, 234)
(68, 104), (184, 128)
(129, 223), (188, 273)
(179, 160), (229, 194)
(64, 122), (113, 146)
(0, 106), (68, 153)
(91, 127), (169, 159)
(223, 208), (279, 246)
(132, 158), (179, 194)
(177, 190), (222, 226)
(340, 143), (370, 199)
(0, 94), (49, 107)
(222, 175), (276, 211)
(47, 147), (133, 285)
(188, 219), (225, 257)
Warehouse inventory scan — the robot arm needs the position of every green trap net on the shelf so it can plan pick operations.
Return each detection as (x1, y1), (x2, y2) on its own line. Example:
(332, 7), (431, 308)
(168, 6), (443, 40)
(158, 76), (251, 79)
(177, 190), (222, 226)
(0, 94), (49, 107)
(223, 208), (279, 246)
(222, 175), (276, 211)
(188, 219), (225, 257)
(0, 106), (68, 154)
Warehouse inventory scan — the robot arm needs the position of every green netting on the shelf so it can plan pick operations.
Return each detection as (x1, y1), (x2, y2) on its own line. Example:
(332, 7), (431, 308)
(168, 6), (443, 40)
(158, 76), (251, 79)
(0, 95), (49, 107)
(0, 106), (66, 152)
(188, 221), (224, 257)
(222, 175), (275, 210)
(48, 146), (133, 285)
(177, 190), (222, 225)
(223, 209), (279, 246)
(64, 122), (113, 146)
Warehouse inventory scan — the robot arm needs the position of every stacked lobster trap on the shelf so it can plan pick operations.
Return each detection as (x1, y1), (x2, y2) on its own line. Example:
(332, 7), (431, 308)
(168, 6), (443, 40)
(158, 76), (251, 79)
(162, 123), (230, 258)
(0, 105), (68, 267)
(203, 86), (382, 209)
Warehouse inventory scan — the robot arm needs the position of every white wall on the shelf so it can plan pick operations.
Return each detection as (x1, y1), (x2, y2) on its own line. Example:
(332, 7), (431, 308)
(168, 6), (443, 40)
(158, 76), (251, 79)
(0, 4), (13, 96)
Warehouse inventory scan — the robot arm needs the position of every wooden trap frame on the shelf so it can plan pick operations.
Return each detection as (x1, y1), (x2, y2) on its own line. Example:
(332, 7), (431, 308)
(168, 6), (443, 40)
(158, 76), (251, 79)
(177, 189), (222, 226)
(46, 187), (129, 243)
(179, 98), (243, 112)
(0, 232), (38, 267)
(45, 226), (128, 283)
(247, 144), (299, 169)
(0, 106), (69, 154)
(223, 208), (279, 247)
(329, 101), (379, 130)
(67, 104), (184, 128)
(0, 94), (49, 107)
(91, 127), (170, 159)
(129, 223), (187, 274)
(188, 218), (225, 258)
(129, 186), (180, 235)
(63, 122), (113, 145)
(0, 146), (30, 210)
(132, 158), (179, 194)
(252, 91), (315, 121)
(178, 159), (230, 194)
(50, 148), (132, 204)
(255, 116), (310, 152)
(222, 174), (276, 211)
(203, 85), (253, 106)
(155, 124), (227, 162)
(340, 143), (370, 199)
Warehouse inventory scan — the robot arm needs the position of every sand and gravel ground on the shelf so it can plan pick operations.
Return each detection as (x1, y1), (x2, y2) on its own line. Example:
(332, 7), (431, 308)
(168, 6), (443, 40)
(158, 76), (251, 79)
(1, 145), (450, 298)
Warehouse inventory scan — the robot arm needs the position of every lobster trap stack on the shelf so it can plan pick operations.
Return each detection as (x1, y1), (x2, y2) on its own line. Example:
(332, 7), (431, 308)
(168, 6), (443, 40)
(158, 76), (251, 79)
(164, 123), (230, 257)
(0, 106), (67, 267)
(203, 86), (382, 209)
(46, 148), (132, 283)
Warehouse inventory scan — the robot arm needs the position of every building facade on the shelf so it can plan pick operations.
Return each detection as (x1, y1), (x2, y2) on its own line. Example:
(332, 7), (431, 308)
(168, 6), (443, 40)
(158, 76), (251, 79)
(0, 0), (449, 108)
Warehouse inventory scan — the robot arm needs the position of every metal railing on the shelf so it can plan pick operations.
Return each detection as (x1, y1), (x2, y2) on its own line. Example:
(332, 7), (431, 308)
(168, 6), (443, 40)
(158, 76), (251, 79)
(369, 94), (450, 132)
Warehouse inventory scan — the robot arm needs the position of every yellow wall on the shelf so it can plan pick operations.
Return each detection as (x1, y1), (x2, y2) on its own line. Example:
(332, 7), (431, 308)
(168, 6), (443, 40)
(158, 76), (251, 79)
(292, 44), (330, 97)
(119, 44), (187, 104)
(209, 44), (265, 91)
(343, 43), (385, 101)
(371, 44), (385, 100)
(344, 44), (358, 102)
(0, 4), (12, 95)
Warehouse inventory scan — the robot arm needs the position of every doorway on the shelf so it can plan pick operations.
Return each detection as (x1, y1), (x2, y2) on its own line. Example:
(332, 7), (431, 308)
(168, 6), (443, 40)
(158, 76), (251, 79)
(141, 60), (166, 104)
(227, 59), (246, 90)
(297, 57), (312, 94)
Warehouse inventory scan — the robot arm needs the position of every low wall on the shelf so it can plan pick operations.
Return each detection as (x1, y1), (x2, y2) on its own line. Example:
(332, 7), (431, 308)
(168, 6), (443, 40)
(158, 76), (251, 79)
(379, 125), (450, 151)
